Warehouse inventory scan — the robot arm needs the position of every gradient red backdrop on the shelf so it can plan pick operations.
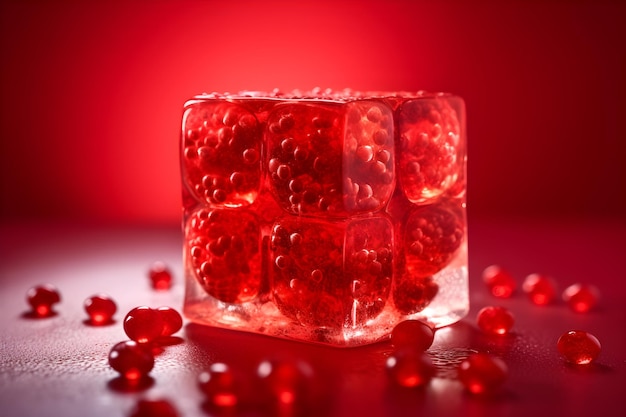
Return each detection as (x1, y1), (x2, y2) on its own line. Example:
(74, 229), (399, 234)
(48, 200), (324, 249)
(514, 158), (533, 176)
(1, 0), (624, 225)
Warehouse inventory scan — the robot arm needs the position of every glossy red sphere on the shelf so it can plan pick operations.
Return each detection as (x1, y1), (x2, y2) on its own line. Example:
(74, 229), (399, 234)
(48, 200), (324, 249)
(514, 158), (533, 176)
(482, 265), (516, 298)
(26, 284), (61, 317)
(457, 353), (508, 395)
(149, 262), (173, 290)
(386, 349), (436, 388)
(390, 320), (435, 351)
(522, 273), (557, 306)
(557, 330), (601, 365)
(476, 306), (515, 335)
(156, 306), (183, 337)
(562, 284), (600, 313)
(108, 341), (154, 380)
(257, 359), (313, 405)
(198, 363), (238, 407)
(124, 306), (165, 343)
(84, 294), (117, 325)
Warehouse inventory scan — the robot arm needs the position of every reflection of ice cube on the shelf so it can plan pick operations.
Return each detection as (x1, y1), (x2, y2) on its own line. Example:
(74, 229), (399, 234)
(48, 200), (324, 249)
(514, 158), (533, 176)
(269, 215), (393, 329)
(266, 101), (395, 216)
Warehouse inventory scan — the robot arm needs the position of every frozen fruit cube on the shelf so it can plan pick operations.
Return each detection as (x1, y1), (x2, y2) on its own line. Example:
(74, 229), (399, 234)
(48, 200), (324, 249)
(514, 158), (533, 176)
(266, 100), (394, 216)
(186, 208), (262, 303)
(269, 215), (393, 328)
(182, 101), (262, 207)
(397, 97), (464, 203)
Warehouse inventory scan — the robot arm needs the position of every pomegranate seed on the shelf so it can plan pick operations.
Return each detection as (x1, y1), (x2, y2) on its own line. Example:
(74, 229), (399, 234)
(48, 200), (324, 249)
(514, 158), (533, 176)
(198, 363), (238, 408)
(84, 294), (117, 325)
(148, 262), (173, 290)
(522, 273), (557, 306)
(386, 349), (436, 388)
(476, 306), (515, 335)
(562, 283), (600, 313)
(108, 341), (154, 380)
(156, 306), (183, 337)
(390, 320), (435, 351)
(457, 353), (508, 395)
(124, 306), (165, 344)
(128, 398), (179, 417)
(557, 330), (601, 365)
(257, 359), (313, 406)
(482, 265), (516, 298)
(26, 284), (61, 317)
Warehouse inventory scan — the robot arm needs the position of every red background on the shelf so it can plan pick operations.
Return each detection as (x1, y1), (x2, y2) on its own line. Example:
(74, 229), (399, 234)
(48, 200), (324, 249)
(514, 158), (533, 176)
(1, 0), (625, 225)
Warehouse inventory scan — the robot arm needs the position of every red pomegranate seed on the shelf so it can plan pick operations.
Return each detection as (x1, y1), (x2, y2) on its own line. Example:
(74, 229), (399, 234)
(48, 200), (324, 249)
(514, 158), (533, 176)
(26, 284), (61, 317)
(108, 341), (154, 380)
(476, 306), (515, 335)
(386, 349), (436, 388)
(84, 294), (117, 325)
(128, 398), (179, 417)
(198, 363), (238, 408)
(562, 284), (600, 313)
(557, 330), (601, 365)
(390, 320), (435, 351)
(124, 306), (165, 344)
(257, 359), (313, 406)
(149, 262), (173, 290)
(156, 306), (183, 337)
(457, 353), (508, 395)
(522, 273), (557, 306)
(482, 265), (516, 298)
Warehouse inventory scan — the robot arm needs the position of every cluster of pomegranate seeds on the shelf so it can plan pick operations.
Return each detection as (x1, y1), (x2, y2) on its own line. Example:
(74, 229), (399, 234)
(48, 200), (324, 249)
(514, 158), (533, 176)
(266, 101), (394, 216)
(108, 341), (155, 380)
(148, 262), (173, 290)
(562, 283), (600, 313)
(182, 101), (262, 207)
(482, 265), (516, 298)
(198, 363), (238, 408)
(270, 216), (393, 327)
(84, 294), (117, 325)
(522, 273), (557, 306)
(26, 284), (61, 317)
(397, 98), (463, 203)
(128, 398), (179, 417)
(123, 306), (183, 343)
(386, 348), (436, 388)
(457, 353), (508, 395)
(390, 319), (435, 351)
(187, 208), (262, 304)
(476, 306), (515, 335)
(557, 330), (601, 365)
(401, 203), (464, 278)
